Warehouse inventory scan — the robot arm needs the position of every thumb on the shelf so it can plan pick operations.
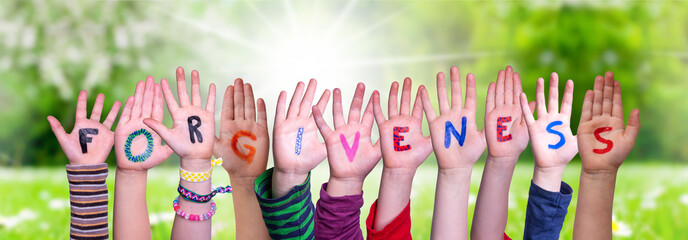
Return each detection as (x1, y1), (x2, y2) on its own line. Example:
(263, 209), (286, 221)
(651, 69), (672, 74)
(143, 118), (174, 144)
(624, 108), (640, 140)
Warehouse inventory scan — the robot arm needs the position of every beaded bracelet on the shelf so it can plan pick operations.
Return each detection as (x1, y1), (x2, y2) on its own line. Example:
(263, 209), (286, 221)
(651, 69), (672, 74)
(179, 157), (223, 182)
(173, 196), (217, 221)
(178, 184), (232, 203)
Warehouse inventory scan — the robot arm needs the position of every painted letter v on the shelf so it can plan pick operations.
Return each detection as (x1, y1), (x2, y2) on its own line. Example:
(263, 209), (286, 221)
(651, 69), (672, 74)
(340, 132), (361, 162)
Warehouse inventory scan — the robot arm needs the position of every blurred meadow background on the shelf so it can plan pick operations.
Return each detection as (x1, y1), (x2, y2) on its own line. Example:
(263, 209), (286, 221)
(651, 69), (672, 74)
(1, 0), (687, 239)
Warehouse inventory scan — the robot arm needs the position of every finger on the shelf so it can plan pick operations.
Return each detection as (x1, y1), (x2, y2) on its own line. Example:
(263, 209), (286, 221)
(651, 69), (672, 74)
(333, 88), (345, 129)
(436, 71), (450, 113)
(450, 66), (463, 110)
(519, 93), (535, 125)
(560, 80), (574, 118)
(495, 69), (505, 106)
(191, 70), (202, 107)
(76, 90), (88, 119)
(141, 77), (156, 118)
(118, 96), (135, 128)
(286, 81), (305, 118)
(411, 87), (423, 118)
(103, 100), (121, 129)
(221, 85), (235, 121)
(298, 79), (318, 117)
(312, 105), (333, 138)
(47, 116), (67, 140)
(514, 72), (523, 104)
(420, 86), (437, 122)
(505, 66), (513, 105)
(536, 77), (547, 118)
(465, 73), (477, 112)
(372, 91), (386, 124)
(348, 82), (365, 124)
(580, 90), (594, 123)
(388, 81), (399, 117)
(89, 93), (105, 121)
(176, 67), (191, 107)
(625, 108), (640, 140)
(361, 95), (375, 132)
(160, 145), (175, 160)
(206, 83), (216, 113)
(160, 78), (179, 115)
(612, 81), (624, 119)
(152, 83), (164, 121)
(548, 72), (560, 114)
(602, 71), (614, 116)
(131, 81), (145, 119)
(592, 75), (604, 116)
(143, 118), (173, 143)
(400, 77), (413, 116)
(274, 91), (287, 126)
(526, 101), (536, 125)
(244, 83), (256, 121)
(485, 82), (496, 112)
(233, 78), (245, 120)
(257, 98), (268, 128)
(313, 89), (331, 118)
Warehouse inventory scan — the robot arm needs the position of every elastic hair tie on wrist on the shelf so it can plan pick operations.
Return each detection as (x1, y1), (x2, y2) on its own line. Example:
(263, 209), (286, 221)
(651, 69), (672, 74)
(172, 196), (216, 221)
(178, 184), (232, 203)
(179, 157), (223, 182)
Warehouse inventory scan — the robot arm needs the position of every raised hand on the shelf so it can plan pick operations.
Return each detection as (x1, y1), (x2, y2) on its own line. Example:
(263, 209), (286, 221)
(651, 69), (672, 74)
(272, 79), (330, 198)
(420, 66), (485, 170)
(114, 77), (174, 170)
(143, 67), (216, 171)
(484, 66), (533, 161)
(214, 78), (269, 179)
(47, 90), (121, 165)
(520, 73), (577, 191)
(373, 78), (433, 170)
(577, 72), (640, 174)
(312, 83), (381, 197)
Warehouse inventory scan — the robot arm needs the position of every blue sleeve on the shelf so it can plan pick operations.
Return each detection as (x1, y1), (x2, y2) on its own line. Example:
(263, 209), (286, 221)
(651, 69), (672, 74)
(523, 180), (573, 240)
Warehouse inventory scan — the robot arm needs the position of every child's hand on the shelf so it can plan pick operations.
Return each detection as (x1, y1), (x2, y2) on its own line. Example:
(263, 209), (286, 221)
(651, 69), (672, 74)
(373, 77), (432, 171)
(312, 83), (382, 196)
(214, 78), (269, 179)
(420, 66), (485, 170)
(114, 77), (174, 171)
(272, 79), (330, 197)
(577, 72), (640, 175)
(484, 66), (533, 163)
(47, 90), (121, 165)
(520, 73), (577, 191)
(143, 67), (216, 171)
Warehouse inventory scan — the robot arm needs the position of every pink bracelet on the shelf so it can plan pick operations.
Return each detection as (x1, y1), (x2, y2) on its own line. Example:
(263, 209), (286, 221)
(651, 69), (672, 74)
(172, 196), (216, 221)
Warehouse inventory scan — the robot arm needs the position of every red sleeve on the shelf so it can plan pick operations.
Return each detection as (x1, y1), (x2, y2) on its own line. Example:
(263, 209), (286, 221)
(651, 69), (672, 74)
(504, 233), (512, 240)
(365, 199), (412, 240)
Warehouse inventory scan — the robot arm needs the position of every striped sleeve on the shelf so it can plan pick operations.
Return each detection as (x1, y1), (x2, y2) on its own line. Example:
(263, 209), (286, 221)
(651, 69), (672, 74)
(254, 167), (315, 240)
(66, 163), (109, 240)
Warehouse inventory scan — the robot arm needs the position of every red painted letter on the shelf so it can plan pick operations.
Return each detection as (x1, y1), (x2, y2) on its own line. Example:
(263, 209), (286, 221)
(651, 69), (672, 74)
(593, 127), (613, 154)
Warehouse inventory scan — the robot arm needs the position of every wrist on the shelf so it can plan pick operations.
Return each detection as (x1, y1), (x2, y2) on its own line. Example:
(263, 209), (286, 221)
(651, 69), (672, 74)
(229, 176), (258, 187)
(438, 167), (473, 177)
(486, 155), (519, 168)
(180, 158), (212, 172)
(116, 167), (148, 176)
(326, 177), (364, 197)
(271, 170), (309, 198)
(581, 168), (619, 178)
(533, 166), (565, 192)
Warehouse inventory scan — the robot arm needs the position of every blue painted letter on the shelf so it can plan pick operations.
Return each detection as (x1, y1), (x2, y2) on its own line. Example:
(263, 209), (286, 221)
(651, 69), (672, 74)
(444, 117), (467, 148)
(546, 121), (565, 149)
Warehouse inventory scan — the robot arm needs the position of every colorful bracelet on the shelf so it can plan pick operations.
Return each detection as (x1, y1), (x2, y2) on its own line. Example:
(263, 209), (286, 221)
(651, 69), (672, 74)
(178, 184), (232, 203)
(179, 157), (223, 182)
(172, 196), (217, 221)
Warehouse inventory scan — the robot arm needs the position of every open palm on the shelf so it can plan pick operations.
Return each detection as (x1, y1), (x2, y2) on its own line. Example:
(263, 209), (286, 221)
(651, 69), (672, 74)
(214, 78), (269, 179)
(577, 72), (640, 174)
(421, 66), (485, 169)
(373, 78), (432, 170)
(115, 77), (174, 171)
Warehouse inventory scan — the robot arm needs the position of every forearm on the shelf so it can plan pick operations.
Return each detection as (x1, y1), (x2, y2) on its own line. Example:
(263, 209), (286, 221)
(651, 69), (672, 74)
(430, 167), (473, 240)
(113, 168), (150, 240)
(373, 167), (415, 231)
(67, 163), (110, 240)
(230, 176), (269, 240)
(315, 183), (365, 240)
(171, 158), (213, 240)
(532, 165), (566, 192)
(573, 171), (617, 240)
(255, 168), (315, 239)
(523, 181), (572, 240)
(471, 157), (517, 240)
(271, 168), (308, 198)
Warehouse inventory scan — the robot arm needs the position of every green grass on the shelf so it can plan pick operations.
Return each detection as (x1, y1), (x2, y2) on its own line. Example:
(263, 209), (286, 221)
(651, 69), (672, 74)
(1, 161), (687, 239)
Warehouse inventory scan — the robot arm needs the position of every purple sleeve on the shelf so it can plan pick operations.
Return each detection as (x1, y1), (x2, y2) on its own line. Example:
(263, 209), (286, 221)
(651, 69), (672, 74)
(314, 183), (364, 240)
